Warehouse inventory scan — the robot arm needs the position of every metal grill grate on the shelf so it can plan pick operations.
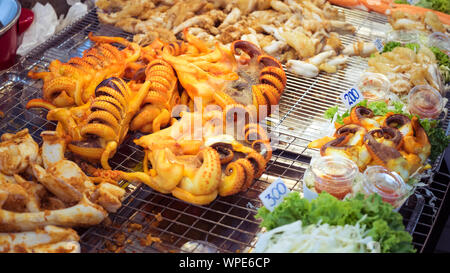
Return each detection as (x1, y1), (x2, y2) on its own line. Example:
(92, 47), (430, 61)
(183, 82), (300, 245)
(0, 7), (449, 253)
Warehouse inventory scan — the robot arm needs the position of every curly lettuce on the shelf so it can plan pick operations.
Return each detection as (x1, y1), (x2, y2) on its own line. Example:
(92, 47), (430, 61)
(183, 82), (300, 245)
(420, 119), (450, 162)
(416, 0), (450, 14)
(255, 192), (415, 253)
(430, 46), (450, 83)
(382, 41), (402, 53)
(324, 100), (409, 125)
(393, 0), (449, 13)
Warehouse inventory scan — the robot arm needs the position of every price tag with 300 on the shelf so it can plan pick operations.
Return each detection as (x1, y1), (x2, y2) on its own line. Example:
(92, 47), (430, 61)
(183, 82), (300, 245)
(340, 86), (365, 109)
(259, 178), (290, 211)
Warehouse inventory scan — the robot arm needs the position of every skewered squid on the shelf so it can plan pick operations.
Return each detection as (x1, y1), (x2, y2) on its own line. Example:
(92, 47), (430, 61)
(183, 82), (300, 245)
(27, 33), (141, 108)
(161, 31), (286, 119)
(90, 106), (272, 205)
(32, 75), (152, 170)
(309, 106), (431, 180)
(129, 59), (180, 134)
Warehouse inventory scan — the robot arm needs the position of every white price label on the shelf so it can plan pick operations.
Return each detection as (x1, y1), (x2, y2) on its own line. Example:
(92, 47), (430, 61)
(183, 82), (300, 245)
(373, 38), (384, 52)
(259, 178), (290, 211)
(340, 86), (365, 109)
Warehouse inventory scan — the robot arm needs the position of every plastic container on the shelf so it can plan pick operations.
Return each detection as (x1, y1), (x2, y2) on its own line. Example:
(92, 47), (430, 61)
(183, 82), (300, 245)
(428, 32), (450, 56)
(408, 85), (444, 119)
(386, 30), (420, 46)
(363, 166), (408, 208)
(309, 156), (358, 200)
(357, 72), (390, 102)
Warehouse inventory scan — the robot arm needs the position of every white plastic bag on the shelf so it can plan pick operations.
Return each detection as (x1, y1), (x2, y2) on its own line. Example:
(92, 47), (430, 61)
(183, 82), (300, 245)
(17, 3), (58, 56)
(17, 1), (89, 56)
(56, 1), (88, 33)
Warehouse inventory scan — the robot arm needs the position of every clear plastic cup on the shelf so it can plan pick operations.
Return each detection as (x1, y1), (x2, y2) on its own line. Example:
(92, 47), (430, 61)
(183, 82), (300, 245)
(310, 156), (358, 200)
(357, 72), (390, 102)
(363, 166), (408, 208)
(386, 30), (420, 47)
(428, 32), (450, 56)
(408, 84), (444, 119)
(387, 30), (419, 43)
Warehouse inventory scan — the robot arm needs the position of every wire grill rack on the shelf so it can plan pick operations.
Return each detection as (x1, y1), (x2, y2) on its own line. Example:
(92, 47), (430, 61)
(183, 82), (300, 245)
(0, 7), (449, 253)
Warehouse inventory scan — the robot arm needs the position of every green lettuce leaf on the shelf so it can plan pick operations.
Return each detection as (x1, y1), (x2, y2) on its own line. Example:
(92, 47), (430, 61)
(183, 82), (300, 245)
(416, 0), (450, 14)
(420, 119), (450, 162)
(382, 41), (402, 53)
(256, 192), (415, 253)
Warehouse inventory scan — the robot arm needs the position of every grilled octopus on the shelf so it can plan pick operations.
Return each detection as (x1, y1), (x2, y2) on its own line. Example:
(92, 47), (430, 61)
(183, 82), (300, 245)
(27, 33), (141, 108)
(90, 106), (272, 205)
(309, 106), (431, 181)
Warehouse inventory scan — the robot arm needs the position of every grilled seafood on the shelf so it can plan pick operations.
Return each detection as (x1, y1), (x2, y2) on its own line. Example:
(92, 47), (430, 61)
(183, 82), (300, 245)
(0, 129), (40, 176)
(309, 106), (431, 180)
(130, 59), (180, 134)
(0, 130), (125, 234)
(368, 47), (444, 95)
(96, 0), (358, 77)
(161, 37), (286, 117)
(27, 33), (141, 108)
(0, 225), (80, 253)
(91, 108), (272, 205)
(34, 76), (152, 170)
(328, 0), (450, 27)
(389, 10), (447, 33)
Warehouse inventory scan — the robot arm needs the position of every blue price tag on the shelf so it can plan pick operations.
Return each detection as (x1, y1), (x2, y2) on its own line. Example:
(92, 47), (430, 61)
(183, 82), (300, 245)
(259, 178), (290, 211)
(340, 86), (364, 109)
(373, 38), (384, 52)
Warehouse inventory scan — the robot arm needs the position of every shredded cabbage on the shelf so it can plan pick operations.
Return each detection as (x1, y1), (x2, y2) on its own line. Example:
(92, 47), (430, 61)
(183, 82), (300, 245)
(254, 220), (381, 253)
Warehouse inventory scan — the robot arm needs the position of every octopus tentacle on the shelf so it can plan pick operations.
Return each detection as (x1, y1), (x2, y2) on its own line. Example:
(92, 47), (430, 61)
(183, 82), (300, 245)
(244, 123), (270, 143)
(26, 99), (57, 111)
(218, 161), (245, 197)
(260, 70), (285, 95)
(257, 55), (284, 69)
(210, 143), (234, 165)
(100, 141), (118, 170)
(43, 77), (77, 102)
(251, 140), (273, 162)
(86, 111), (120, 134)
(178, 148), (222, 196)
(171, 188), (218, 206)
(80, 123), (117, 142)
(213, 91), (237, 110)
(130, 105), (161, 132)
(235, 158), (255, 192)
(246, 151), (267, 178)
(90, 99), (122, 121)
(231, 40), (263, 58)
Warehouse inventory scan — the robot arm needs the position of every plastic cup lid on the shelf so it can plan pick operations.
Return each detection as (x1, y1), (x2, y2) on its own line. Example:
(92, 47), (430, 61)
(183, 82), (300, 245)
(363, 166), (407, 198)
(428, 32), (450, 53)
(386, 30), (420, 45)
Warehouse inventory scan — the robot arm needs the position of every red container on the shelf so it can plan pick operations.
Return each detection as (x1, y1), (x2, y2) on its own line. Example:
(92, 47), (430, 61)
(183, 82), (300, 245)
(0, 0), (34, 70)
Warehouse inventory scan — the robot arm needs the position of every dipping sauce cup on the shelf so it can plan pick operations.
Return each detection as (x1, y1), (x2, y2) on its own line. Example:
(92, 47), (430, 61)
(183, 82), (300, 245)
(408, 85), (444, 119)
(357, 72), (390, 102)
(363, 166), (408, 208)
(310, 156), (358, 200)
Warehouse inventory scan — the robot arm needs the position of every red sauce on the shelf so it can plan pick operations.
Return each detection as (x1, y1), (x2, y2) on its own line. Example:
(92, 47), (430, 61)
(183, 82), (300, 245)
(374, 183), (401, 206)
(408, 86), (442, 119)
(314, 174), (353, 200)
(311, 156), (357, 200)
